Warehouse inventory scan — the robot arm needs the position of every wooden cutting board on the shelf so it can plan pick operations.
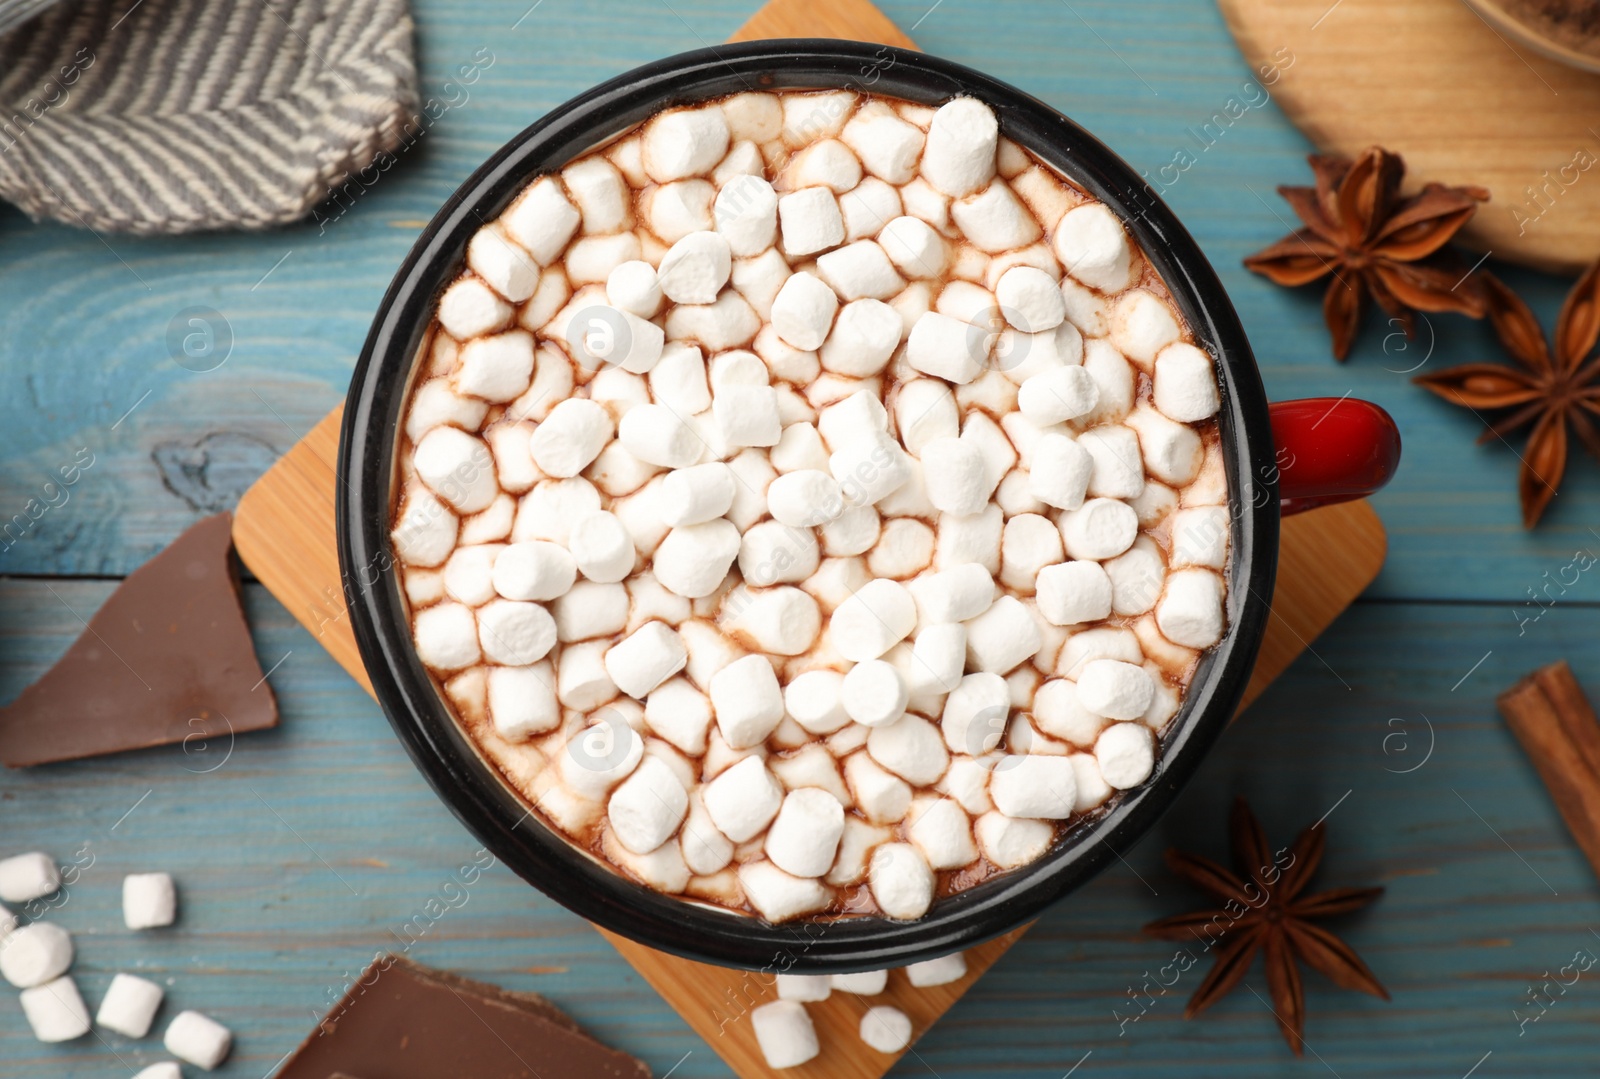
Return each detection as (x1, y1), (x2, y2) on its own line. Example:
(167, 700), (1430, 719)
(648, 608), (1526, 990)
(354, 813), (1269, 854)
(1217, 0), (1600, 274)
(232, 2), (1388, 1074)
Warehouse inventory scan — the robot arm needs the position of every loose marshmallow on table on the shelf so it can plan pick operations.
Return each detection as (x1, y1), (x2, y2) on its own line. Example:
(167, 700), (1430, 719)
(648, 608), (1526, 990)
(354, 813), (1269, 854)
(832, 969), (890, 995)
(19, 976), (90, 1043)
(765, 788), (846, 877)
(0, 852), (58, 903)
(133, 1065), (182, 1079)
(165, 1010), (233, 1070)
(861, 1005), (914, 1053)
(1096, 721), (1156, 788)
(96, 972), (165, 1039)
(0, 922), (73, 988)
(751, 1000), (820, 1069)
(776, 973), (832, 1002)
(906, 951), (968, 987)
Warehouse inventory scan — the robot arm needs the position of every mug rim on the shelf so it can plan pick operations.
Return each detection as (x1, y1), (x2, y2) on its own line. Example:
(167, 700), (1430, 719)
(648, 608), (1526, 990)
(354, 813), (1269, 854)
(337, 38), (1279, 973)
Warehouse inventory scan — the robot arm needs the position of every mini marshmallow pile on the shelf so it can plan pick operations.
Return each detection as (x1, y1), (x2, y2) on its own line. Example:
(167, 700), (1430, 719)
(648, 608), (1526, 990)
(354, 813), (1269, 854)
(0, 852), (231, 1071)
(753, 951), (966, 1068)
(396, 90), (1229, 922)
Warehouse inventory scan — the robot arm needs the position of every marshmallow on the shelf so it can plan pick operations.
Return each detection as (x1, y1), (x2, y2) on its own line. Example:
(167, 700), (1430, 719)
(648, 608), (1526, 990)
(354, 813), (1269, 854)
(1105, 537), (1166, 616)
(1072, 751), (1114, 811)
(785, 669), (851, 734)
(550, 579), (629, 643)
(711, 654), (786, 749)
(879, 215), (949, 280)
(648, 341), (711, 415)
(438, 276), (512, 339)
(1017, 365), (1098, 427)
(0, 853), (58, 903)
(777, 974), (832, 1002)
(123, 871), (177, 930)
(0, 922), (72, 988)
(937, 279), (998, 327)
(1170, 506), (1229, 570)
(414, 427), (498, 513)
(468, 226), (540, 303)
(605, 622), (687, 699)
(861, 1006), (914, 1053)
(1058, 497), (1137, 560)
(867, 518), (935, 579)
(1096, 720), (1156, 789)
(842, 659), (909, 727)
(845, 751), (913, 824)
(920, 436), (990, 517)
(951, 180), (1040, 253)
(751, 1000), (821, 1069)
(664, 289), (762, 351)
(726, 586), (821, 655)
(830, 578), (917, 660)
(646, 179), (714, 243)
(771, 271), (839, 351)
(568, 510), (635, 583)
(460, 494), (515, 545)
(477, 599), (558, 664)
(788, 138), (863, 193)
(564, 233), (642, 286)
(1035, 559), (1114, 627)
(1076, 659), (1155, 720)
(657, 231), (732, 304)
(908, 564), (995, 626)
(560, 709), (643, 796)
(488, 663), (559, 740)
(713, 174), (779, 256)
(1110, 289), (1182, 368)
(458, 330), (535, 403)
(608, 755), (689, 855)
(20, 975), (90, 1043)
(602, 826), (688, 893)
(819, 298), (903, 377)
(713, 384), (783, 449)
(964, 595), (1042, 674)
(493, 541), (577, 602)
(502, 176), (581, 264)
(1058, 626), (1143, 680)
(999, 513), (1063, 593)
(607, 260), (663, 317)
(738, 522), (819, 586)
(652, 519), (741, 598)
(1156, 568), (1225, 649)
(521, 271), (574, 338)
(96, 972), (164, 1038)
(816, 242), (906, 303)
(830, 430), (911, 506)
(995, 265), (1066, 332)
(868, 714), (950, 787)
(1125, 403), (1204, 487)
(407, 379), (489, 445)
(563, 156), (632, 233)
(511, 344), (575, 422)
(771, 422), (832, 476)
(514, 478), (602, 546)
(164, 1010), (232, 1069)
(905, 311), (988, 384)
(975, 811), (1055, 868)
(619, 404), (703, 469)
(921, 97), (998, 198)
(779, 187), (846, 257)
(827, 817), (891, 886)
(704, 756), (783, 842)
(731, 248), (792, 320)
(413, 602), (481, 670)
(908, 622), (966, 695)
(941, 672), (1010, 755)
(659, 462), (736, 527)
(817, 389), (888, 450)
(935, 503), (1003, 573)
(642, 106), (730, 182)
(870, 842), (935, 920)
(1079, 424), (1145, 499)
(783, 90), (856, 143)
(766, 469), (846, 528)
(644, 677), (714, 755)
(681, 789), (734, 874)
(1053, 203), (1135, 292)
(842, 103), (925, 184)
(893, 378), (959, 455)
(907, 951), (968, 987)
(765, 788), (846, 877)
(832, 969), (889, 995)
(724, 93), (782, 143)
(989, 754), (1077, 819)
(996, 319), (1082, 385)
(841, 177), (904, 243)
(909, 797), (977, 869)
(133, 1066), (181, 1079)
(1184, 440), (1229, 507)
(1153, 342), (1220, 422)
(877, 457), (936, 518)
(444, 543), (500, 606)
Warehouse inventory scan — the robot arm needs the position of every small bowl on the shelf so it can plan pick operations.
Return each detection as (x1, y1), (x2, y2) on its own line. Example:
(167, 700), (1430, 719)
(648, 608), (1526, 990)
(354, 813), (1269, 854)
(339, 39), (1280, 973)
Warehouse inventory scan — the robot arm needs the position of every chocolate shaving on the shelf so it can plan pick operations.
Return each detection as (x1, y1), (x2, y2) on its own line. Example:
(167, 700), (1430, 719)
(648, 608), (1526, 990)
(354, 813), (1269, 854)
(0, 512), (277, 767)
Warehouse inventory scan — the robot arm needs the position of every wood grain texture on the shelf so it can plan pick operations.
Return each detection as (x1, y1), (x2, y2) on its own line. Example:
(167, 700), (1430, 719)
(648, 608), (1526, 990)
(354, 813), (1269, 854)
(729, 0), (915, 45)
(1216, 0), (1600, 273)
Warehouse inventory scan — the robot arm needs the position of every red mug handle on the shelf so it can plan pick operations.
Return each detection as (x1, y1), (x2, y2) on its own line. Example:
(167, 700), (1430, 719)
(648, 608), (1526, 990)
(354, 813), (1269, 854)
(1268, 397), (1402, 516)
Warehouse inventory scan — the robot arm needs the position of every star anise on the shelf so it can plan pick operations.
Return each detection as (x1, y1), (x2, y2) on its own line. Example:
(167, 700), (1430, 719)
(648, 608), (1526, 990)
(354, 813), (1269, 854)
(1143, 797), (1387, 1056)
(1244, 147), (1489, 360)
(1414, 264), (1600, 528)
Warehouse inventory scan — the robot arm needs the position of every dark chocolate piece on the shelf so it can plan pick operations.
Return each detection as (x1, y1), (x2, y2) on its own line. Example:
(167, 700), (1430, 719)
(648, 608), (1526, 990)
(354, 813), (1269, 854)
(0, 512), (277, 767)
(275, 955), (651, 1079)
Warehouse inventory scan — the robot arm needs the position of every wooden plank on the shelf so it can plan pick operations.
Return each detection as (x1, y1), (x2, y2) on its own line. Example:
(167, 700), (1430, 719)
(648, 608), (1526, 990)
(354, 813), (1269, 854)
(729, 0), (916, 45)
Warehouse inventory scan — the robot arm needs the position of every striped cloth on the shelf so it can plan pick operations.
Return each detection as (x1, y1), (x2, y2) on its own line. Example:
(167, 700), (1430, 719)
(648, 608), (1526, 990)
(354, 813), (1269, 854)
(0, 0), (418, 234)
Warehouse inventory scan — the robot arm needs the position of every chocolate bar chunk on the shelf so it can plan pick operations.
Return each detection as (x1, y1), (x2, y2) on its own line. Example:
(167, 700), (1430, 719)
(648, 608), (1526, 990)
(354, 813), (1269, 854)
(0, 512), (277, 767)
(275, 955), (651, 1079)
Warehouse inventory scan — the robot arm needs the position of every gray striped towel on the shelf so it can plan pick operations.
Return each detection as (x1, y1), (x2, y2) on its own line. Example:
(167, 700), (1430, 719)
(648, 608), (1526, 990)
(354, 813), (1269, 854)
(0, 0), (418, 234)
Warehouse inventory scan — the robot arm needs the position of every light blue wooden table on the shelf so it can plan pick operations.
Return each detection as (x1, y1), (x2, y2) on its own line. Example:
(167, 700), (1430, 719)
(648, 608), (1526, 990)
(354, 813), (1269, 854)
(4, 1), (1600, 1075)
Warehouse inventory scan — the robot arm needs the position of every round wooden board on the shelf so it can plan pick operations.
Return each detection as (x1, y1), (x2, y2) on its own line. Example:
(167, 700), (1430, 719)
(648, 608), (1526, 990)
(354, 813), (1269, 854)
(1217, 0), (1600, 273)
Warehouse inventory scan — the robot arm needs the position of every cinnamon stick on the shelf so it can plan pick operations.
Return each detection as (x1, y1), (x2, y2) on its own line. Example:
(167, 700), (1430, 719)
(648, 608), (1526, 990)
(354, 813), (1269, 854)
(1497, 660), (1600, 881)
